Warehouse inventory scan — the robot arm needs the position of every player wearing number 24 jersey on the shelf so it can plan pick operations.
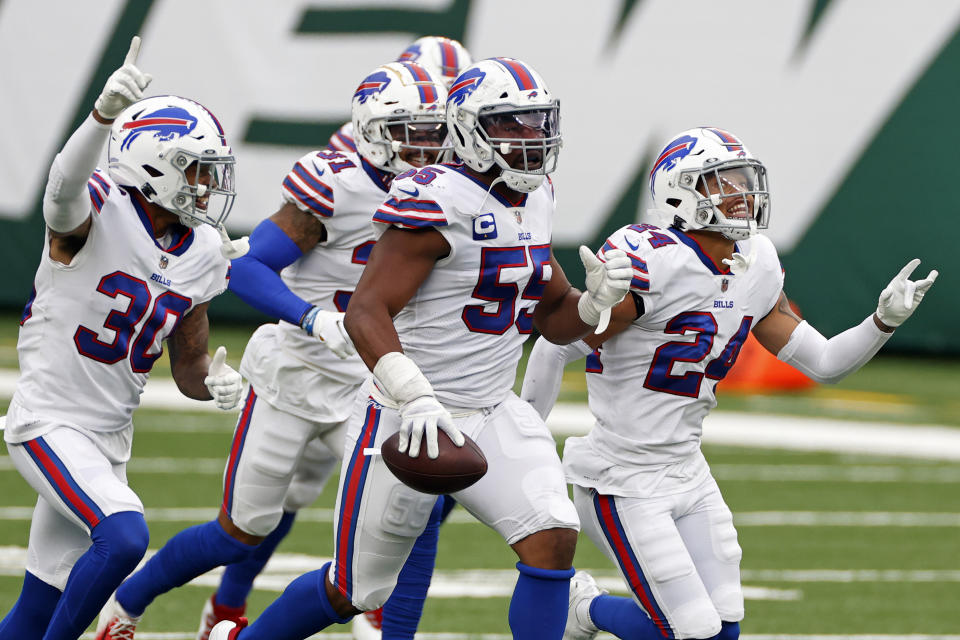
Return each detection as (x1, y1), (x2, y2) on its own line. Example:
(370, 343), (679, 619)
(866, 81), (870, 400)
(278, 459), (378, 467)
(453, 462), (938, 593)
(521, 127), (939, 640)
(0, 36), (244, 640)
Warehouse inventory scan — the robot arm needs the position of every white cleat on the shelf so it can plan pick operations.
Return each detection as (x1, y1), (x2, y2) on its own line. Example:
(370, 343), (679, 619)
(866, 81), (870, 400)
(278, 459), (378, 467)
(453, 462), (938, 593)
(564, 570), (606, 640)
(95, 592), (141, 640)
(196, 594), (247, 640)
(208, 618), (248, 640)
(350, 607), (383, 640)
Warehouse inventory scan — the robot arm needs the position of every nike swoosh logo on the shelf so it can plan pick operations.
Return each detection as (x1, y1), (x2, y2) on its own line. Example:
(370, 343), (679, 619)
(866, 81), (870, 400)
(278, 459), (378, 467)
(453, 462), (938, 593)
(625, 237), (640, 251)
(398, 186), (420, 197)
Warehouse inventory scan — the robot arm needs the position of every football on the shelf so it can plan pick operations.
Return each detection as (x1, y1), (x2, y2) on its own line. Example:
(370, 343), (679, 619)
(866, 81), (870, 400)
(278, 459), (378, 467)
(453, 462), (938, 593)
(381, 430), (487, 494)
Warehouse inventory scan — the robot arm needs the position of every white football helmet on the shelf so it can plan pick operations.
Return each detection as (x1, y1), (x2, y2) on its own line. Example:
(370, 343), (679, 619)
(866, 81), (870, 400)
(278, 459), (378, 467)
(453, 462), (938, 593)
(352, 61), (450, 174)
(396, 36), (473, 89)
(107, 96), (235, 228)
(446, 57), (561, 193)
(648, 127), (769, 240)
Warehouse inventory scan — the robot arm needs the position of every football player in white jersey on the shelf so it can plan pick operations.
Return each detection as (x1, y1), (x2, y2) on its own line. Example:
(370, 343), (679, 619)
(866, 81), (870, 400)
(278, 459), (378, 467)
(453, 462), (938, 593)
(327, 35), (472, 154)
(0, 36), (244, 640)
(519, 127), (939, 640)
(207, 57), (634, 640)
(96, 61), (452, 640)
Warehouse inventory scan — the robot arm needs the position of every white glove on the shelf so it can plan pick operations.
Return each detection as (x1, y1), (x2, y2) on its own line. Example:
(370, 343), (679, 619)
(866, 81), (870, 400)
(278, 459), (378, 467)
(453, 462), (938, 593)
(94, 36), (153, 120)
(399, 395), (460, 459)
(875, 258), (938, 328)
(204, 346), (243, 410)
(300, 306), (355, 359)
(373, 352), (464, 460)
(722, 250), (756, 276)
(577, 245), (632, 331)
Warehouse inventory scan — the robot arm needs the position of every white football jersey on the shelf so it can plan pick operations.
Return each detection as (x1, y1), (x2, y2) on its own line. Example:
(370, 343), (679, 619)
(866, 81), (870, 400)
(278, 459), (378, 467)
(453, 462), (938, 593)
(372, 163), (555, 408)
(8, 170), (228, 441)
(327, 123), (356, 154)
(239, 149), (387, 421)
(565, 224), (784, 486)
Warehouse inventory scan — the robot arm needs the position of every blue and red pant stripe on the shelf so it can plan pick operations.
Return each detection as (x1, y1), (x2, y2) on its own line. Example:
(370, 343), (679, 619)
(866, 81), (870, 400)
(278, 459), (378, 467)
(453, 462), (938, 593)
(593, 492), (674, 638)
(222, 388), (257, 517)
(334, 400), (381, 601)
(23, 436), (105, 529)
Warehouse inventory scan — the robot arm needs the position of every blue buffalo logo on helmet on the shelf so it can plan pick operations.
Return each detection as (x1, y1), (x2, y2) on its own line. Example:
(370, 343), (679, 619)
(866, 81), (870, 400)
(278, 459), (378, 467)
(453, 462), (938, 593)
(120, 106), (198, 152)
(648, 134), (698, 195)
(447, 67), (486, 106)
(354, 71), (392, 104)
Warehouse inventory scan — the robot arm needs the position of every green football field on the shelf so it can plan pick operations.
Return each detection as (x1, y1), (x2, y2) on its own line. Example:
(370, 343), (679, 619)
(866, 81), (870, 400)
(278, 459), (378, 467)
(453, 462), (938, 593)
(0, 318), (958, 637)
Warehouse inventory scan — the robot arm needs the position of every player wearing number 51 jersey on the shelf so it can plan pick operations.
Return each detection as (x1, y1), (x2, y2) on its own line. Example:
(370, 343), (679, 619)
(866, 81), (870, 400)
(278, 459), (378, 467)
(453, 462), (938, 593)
(1, 37), (243, 640)
(521, 127), (938, 640)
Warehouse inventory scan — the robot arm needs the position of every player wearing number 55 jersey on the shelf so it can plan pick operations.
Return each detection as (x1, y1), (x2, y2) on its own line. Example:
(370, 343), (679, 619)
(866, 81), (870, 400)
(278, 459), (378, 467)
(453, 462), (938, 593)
(0, 37), (243, 640)
(207, 57), (633, 640)
(521, 127), (939, 640)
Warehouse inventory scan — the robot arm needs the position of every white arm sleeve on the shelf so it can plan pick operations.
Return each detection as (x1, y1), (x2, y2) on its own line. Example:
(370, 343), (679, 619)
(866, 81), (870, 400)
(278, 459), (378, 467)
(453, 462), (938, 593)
(776, 316), (892, 384)
(43, 113), (112, 233)
(520, 337), (593, 420)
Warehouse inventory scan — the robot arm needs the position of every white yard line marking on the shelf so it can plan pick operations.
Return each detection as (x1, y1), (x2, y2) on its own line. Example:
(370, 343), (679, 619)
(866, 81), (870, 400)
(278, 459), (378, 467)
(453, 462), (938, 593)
(0, 370), (958, 458)
(741, 569), (960, 582)
(0, 546), (797, 601)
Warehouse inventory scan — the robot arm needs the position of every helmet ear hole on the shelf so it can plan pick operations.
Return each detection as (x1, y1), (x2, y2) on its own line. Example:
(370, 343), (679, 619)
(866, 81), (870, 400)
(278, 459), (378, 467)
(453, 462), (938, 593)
(142, 165), (163, 178)
(666, 198), (682, 209)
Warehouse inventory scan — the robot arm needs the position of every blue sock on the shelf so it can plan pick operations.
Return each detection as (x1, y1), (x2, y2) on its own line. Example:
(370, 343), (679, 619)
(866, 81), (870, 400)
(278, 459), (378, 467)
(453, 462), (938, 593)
(439, 495), (457, 522)
(0, 571), (61, 639)
(508, 563), (574, 639)
(381, 498), (442, 639)
(712, 621), (740, 640)
(239, 563), (351, 640)
(117, 518), (254, 616)
(217, 511), (296, 608)
(43, 511), (149, 640)
(590, 594), (663, 639)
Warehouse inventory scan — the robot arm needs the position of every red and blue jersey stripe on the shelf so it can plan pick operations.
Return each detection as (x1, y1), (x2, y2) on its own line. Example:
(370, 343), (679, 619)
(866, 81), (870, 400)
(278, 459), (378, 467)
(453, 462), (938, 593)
(374, 197), (447, 229)
(602, 238), (650, 291)
(87, 171), (111, 213)
(23, 436), (106, 529)
(493, 58), (538, 91)
(335, 400), (382, 600)
(593, 492), (674, 638)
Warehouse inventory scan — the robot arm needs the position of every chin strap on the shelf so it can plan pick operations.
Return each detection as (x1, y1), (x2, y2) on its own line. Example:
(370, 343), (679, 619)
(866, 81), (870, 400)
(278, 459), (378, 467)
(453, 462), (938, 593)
(217, 224), (250, 260)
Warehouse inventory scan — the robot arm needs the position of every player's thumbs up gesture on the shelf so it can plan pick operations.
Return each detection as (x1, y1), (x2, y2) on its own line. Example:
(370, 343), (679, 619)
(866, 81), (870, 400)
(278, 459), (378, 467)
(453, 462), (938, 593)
(577, 245), (632, 333)
(94, 35), (153, 120)
(875, 258), (938, 329)
(204, 346), (244, 410)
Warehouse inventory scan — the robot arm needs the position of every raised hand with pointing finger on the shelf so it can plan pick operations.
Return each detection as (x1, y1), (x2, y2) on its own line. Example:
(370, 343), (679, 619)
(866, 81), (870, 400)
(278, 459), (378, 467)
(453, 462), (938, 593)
(94, 35), (153, 121)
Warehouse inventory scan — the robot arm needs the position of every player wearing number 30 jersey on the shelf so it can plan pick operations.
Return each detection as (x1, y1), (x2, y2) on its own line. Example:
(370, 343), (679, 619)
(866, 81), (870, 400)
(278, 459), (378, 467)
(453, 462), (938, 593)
(1, 36), (243, 640)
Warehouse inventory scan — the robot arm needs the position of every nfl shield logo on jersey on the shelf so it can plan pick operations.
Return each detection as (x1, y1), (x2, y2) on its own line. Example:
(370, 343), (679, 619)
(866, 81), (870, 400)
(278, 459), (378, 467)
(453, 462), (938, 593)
(159, 256), (169, 269)
(721, 278), (729, 292)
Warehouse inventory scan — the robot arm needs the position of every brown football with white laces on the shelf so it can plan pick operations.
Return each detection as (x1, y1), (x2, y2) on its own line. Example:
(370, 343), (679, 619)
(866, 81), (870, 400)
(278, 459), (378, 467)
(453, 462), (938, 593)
(381, 430), (487, 494)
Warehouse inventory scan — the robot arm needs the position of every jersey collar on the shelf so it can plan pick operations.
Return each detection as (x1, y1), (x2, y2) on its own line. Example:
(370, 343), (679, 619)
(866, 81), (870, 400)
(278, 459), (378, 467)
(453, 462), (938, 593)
(128, 190), (195, 256)
(360, 156), (393, 193)
(446, 164), (529, 208)
(667, 227), (739, 276)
